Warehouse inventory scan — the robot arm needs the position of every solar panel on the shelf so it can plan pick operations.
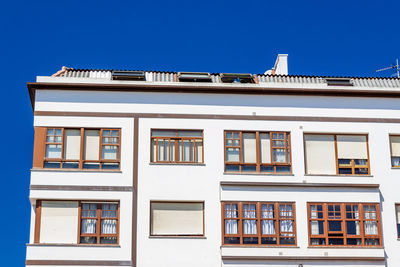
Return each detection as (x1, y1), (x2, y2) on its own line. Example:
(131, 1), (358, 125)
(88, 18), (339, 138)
(178, 72), (212, 82)
(220, 73), (254, 83)
(112, 71), (146, 81)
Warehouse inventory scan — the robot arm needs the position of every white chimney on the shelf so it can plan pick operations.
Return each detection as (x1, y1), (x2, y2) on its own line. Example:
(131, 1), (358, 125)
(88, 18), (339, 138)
(265, 54), (288, 75)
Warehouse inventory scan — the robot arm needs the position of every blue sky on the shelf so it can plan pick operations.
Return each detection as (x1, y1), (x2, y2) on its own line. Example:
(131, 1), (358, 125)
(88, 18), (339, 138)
(1, 0), (399, 265)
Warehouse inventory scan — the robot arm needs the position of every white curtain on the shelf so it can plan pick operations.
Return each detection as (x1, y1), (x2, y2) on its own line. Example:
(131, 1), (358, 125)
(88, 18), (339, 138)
(364, 221), (378, 235)
(392, 157), (400, 167)
(261, 204), (275, 235)
(273, 149), (286, 163)
(225, 204), (238, 234)
(102, 145), (118, 160)
(101, 219), (117, 234)
(279, 204), (293, 217)
(81, 219), (96, 234)
(46, 144), (62, 158)
(243, 204), (257, 234)
(280, 220), (293, 234)
(311, 221), (320, 235)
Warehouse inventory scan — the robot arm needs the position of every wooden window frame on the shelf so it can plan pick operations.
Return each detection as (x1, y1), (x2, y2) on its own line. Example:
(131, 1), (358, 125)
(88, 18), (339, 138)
(396, 204), (400, 238)
(304, 133), (370, 176)
(149, 201), (205, 237)
(78, 202), (120, 245)
(389, 135), (400, 168)
(224, 131), (292, 174)
(307, 202), (382, 247)
(150, 129), (204, 164)
(41, 127), (121, 170)
(221, 201), (297, 246)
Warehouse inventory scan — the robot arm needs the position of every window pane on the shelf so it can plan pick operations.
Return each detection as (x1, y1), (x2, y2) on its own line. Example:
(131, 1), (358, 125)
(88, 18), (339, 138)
(100, 237), (117, 244)
(272, 148), (286, 163)
(226, 148), (240, 162)
(81, 219), (97, 234)
(195, 141), (203, 162)
(311, 221), (324, 235)
(101, 219), (117, 234)
(346, 221), (360, 235)
(304, 134), (336, 175)
(84, 130), (100, 160)
(177, 130), (202, 137)
(328, 221), (342, 231)
(390, 136), (400, 157)
(102, 145), (118, 160)
(46, 144), (61, 158)
(337, 135), (368, 159)
(364, 221), (378, 235)
(152, 130), (176, 137)
(225, 220), (238, 234)
(80, 236), (97, 244)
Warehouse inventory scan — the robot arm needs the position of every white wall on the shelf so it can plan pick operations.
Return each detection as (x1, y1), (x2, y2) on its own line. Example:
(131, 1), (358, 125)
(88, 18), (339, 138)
(29, 89), (400, 267)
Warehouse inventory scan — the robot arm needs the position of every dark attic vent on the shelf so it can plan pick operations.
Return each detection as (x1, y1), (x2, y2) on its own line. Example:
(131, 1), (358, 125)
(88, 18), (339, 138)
(112, 71), (146, 81)
(220, 73), (254, 83)
(178, 72), (212, 82)
(325, 78), (353, 86)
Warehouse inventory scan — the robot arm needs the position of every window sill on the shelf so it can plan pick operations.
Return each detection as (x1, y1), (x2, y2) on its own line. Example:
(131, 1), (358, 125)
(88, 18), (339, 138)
(304, 174), (373, 177)
(308, 246), (383, 249)
(149, 162), (206, 166)
(27, 243), (120, 247)
(224, 172), (294, 176)
(149, 235), (206, 239)
(31, 168), (122, 173)
(221, 245), (299, 248)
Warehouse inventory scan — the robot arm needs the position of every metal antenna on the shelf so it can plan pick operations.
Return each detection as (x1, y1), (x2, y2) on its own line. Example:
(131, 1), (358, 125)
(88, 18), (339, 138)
(376, 59), (400, 78)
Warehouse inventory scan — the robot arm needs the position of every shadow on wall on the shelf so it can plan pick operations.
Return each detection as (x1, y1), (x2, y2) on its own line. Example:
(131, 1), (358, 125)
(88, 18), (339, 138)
(36, 90), (400, 111)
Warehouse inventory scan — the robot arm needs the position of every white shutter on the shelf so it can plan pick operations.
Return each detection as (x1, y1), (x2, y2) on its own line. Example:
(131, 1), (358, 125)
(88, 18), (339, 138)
(39, 201), (79, 244)
(260, 133), (271, 163)
(84, 130), (100, 160)
(337, 135), (368, 159)
(242, 133), (257, 163)
(305, 134), (336, 175)
(151, 202), (204, 235)
(64, 130), (81, 160)
(390, 136), (400, 157)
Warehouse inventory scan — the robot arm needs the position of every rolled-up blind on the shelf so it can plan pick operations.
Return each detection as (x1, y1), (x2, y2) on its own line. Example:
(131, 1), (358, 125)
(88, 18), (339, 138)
(305, 134), (336, 175)
(337, 135), (368, 159)
(40, 201), (79, 244)
(396, 205), (400, 224)
(151, 202), (204, 235)
(243, 133), (256, 163)
(84, 130), (100, 160)
(390, 136), (400, 157)
(260, 133), (271, 163)
(64, 129), (81, 160)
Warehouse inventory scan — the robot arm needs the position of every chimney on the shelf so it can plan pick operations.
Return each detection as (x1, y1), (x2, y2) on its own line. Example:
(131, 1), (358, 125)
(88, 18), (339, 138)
(265, 54), (288, 75)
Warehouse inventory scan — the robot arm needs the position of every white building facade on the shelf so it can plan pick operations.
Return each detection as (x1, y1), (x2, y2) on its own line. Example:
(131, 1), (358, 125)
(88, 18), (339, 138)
(26, 62), (400, 267)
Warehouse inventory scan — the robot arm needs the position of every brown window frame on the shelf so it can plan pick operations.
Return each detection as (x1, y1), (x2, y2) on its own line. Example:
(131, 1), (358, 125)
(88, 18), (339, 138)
(389, 135), (400, 168)
(40, 127), (121, 170)
(150, 129), (204, 164)
(224, 131), (292, 173)
(34, 200), (120, 246)
(304, 133), (370, 176)
(396, 204), (400, 238)
(221, 201), (297, 246)
(307, 202), (382, 247)
(78, 202), (120, 245)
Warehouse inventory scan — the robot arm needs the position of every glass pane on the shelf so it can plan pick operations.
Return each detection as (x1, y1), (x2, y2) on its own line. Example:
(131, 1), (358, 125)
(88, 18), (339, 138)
(226, 148), (240, 162)
(83, 163), (100, 169)
(243, 220), (257, 234)
(346, 221), (360, 235)
(354, 168), (368, 174)
(46, 144), (62, 158)
(243, 237), (258, 244)
(328, 221), (342, 231)
(102, 204), (117, 217)
(101, 219), (117, 234)
(100, 237), (117, 244)
(101, 163), (119, 169)
(276, 166), (291, 173)
(272, 149), (286, 163)
(338, 168), (352, 174)
(261, 220), (275, 235)
(81, 219), (97, 234)
(260, 165), (274, 173)
(280, 220), (293, 234)
(80, 236), (97, 244)
(84, 130), (100, 160)
(225, 220), (238, 234)
(280, 237), (295, 244)
(152, 130), (176, 137)
(365, 238), (379, 246)
(347, 238), (362, 245)
(328, 238), (344, 245)
(311, 221), (324, 235)
(364, 221), (378, 235)
(225, 164), (240, 172)
(241, 165), (256, 172)
(354, 159), (367, 165)
(102, 145), (118, 160)
(47, 129), (54, 135)
(261, 237), (277, 244)
(224, 237), (240, 244)
(55, 129), (62, 135)
(311, 238), (325, 245)
(392, 157), (400, 167)
(43, 162), (61, 168)
(62, 162), (79, 169)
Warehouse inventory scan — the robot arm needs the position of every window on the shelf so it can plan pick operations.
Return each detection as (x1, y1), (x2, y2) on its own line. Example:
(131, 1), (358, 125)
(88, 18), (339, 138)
(396, 205), (400, 238)
(79, 203), (119, 244)
(150, 202), (204, 236)
(224, 131), (291, 173)
(34, 201), (119, 245)
(43, 128), (120, 170)
(222, 202), (296, 246)
(390, 136), (400, 167)
(304, 134), (369, 175)
(220, 73), (254, 83)
(308, 203), (381, 246)
(151, 130), (203, 163)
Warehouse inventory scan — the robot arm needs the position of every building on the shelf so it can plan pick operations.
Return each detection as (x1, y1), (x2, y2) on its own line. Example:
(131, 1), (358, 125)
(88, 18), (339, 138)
(26, 55), (400, 267)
